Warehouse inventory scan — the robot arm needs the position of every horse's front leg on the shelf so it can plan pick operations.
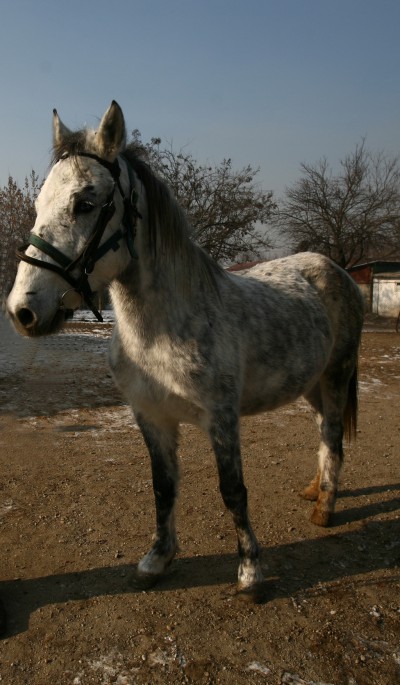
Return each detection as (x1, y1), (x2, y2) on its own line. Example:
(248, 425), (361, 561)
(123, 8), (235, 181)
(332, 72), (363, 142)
(209, 409), (264, 601)
(134, 414), (179, 585)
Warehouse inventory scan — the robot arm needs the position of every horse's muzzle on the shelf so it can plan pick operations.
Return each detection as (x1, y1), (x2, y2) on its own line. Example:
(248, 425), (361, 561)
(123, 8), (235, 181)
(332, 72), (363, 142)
(14, 306), (37, 330)
(7, 299), (68, 338)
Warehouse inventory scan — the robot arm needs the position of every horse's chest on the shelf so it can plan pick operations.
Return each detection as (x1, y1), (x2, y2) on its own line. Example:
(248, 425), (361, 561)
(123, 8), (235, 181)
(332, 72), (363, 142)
(108, 333), (203, 423)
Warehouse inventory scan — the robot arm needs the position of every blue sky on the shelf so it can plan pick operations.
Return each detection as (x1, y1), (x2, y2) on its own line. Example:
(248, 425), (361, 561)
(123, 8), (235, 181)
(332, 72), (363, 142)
(1, 0), (399, 197)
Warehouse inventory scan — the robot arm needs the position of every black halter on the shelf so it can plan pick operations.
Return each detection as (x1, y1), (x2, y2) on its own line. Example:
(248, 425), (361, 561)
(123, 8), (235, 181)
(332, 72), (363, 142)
(16, 153), (140, 322)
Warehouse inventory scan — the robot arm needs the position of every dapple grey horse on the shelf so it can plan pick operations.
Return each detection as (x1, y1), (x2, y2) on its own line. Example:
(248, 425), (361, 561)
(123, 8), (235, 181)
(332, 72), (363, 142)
(7, 102), (364, 599)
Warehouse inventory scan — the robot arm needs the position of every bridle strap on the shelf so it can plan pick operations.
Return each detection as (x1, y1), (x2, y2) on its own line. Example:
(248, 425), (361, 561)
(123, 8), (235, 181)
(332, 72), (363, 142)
(73, 152), (139, 260)
(16, 243), (102, 321)
(16, 153), (140, 322)
(28, 234), (74, 270)
(73, 152), (126, 200)
(66, 190), (116, 273)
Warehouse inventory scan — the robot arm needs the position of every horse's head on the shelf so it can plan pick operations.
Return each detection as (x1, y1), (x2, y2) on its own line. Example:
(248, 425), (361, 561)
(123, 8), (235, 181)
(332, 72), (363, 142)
(7, 101), (135, 336)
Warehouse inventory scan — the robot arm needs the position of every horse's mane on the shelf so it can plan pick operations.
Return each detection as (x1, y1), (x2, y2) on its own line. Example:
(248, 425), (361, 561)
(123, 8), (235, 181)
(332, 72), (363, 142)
(52, 133), (225, 295)
(122, 148), (224, 294)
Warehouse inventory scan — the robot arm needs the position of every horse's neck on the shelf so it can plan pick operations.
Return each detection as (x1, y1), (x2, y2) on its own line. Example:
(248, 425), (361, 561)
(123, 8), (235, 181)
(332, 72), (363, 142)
(111, 157), (223, 337)
(109, 249), (192, 341)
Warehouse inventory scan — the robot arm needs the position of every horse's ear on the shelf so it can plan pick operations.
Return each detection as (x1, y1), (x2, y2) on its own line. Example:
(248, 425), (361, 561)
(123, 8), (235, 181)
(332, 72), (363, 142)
(95, 101), (126, 161)
(53, 109), (71, 154)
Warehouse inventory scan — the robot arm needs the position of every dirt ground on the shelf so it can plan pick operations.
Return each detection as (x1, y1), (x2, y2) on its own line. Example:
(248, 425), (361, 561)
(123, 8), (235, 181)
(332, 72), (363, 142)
(0, 316), (398, 685)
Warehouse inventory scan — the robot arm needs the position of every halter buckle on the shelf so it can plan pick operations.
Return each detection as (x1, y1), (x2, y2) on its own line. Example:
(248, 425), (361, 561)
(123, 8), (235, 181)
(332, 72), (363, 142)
(60, 288), (84, 311)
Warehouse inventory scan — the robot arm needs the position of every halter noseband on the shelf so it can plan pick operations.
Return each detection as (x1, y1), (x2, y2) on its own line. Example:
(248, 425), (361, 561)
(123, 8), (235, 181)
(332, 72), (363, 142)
(16, 152), (140, 322)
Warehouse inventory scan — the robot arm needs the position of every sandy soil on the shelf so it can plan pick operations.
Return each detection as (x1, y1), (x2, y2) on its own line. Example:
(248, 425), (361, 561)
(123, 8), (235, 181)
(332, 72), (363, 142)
(0, 317), (399, 685)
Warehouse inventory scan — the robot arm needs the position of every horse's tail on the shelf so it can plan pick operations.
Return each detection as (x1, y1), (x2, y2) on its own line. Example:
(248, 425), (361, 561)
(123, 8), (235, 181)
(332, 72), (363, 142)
(344, 363), (358, 442)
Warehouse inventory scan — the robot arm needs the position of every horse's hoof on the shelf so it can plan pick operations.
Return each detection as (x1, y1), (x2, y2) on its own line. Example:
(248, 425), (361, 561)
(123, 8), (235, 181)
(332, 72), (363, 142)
(236, 581), (269, 604)
(130, 567), (163, 590)
(310, 507), (331, 527)
(300, 485), (319, 501)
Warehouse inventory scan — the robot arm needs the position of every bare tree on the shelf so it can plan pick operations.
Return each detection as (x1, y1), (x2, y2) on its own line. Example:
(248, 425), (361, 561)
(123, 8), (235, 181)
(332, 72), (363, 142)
(128, 131), (275, 263)
(274, 140), (400, 268)
(0, 171), (40, 297)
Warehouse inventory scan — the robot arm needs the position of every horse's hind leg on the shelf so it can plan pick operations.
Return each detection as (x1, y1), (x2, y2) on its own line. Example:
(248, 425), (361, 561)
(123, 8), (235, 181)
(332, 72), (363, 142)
(301, 384), (323, 502)
(303, 370), (351, 527)
(312, 418), (344, 527)
(135, 414), (179, 584)
(209, 408), (264, 599)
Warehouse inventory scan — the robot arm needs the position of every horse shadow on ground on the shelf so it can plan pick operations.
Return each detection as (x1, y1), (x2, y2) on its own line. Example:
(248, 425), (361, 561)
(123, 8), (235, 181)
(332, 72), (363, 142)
(332, 484), (400, 525)
(1, 487), (399, 637)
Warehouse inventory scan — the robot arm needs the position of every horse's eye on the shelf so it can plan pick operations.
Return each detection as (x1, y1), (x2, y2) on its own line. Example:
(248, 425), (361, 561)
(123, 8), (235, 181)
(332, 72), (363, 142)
(75, 200), (95, 214)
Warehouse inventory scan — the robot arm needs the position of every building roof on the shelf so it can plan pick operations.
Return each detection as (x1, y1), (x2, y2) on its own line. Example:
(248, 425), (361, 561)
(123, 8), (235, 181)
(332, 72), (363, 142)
(348, 260), (400, 274)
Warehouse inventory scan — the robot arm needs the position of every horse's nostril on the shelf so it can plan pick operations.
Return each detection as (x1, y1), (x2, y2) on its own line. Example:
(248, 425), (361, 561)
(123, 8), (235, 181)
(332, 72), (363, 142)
(16, 307), (36, 328)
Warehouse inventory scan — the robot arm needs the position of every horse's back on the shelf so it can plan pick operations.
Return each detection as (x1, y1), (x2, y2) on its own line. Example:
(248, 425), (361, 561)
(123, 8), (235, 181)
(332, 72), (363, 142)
(231, 252), (363, 338)
(277, 252), (364, 358)
(225, 253), (364, 414)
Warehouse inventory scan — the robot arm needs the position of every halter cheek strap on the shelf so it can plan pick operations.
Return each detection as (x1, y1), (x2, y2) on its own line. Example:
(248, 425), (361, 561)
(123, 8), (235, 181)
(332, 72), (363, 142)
(16, 153), (140, 322)
(75, 152), (140, 261)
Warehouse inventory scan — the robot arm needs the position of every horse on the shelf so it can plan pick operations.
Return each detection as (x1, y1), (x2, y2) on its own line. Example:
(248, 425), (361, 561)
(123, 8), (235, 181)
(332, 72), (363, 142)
(6, 101), (364, 600)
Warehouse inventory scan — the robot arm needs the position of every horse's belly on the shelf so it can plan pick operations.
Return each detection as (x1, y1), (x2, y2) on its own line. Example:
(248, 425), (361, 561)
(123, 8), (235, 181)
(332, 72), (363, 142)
(240, 378), (307, 414)
(240, 341), (329, 415)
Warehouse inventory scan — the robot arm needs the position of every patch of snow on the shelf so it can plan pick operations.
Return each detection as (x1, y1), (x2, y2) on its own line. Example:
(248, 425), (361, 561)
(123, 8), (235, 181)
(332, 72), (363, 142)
(247, 660), (271, 675)
(281, 673), (334, 685)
